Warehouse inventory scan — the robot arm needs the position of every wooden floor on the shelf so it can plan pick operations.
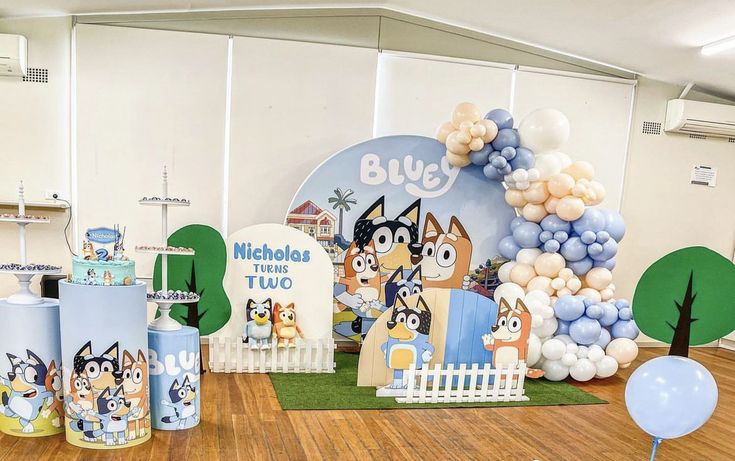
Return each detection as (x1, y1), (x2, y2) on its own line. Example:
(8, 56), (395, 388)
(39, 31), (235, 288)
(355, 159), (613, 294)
(1, 347), (733, 461)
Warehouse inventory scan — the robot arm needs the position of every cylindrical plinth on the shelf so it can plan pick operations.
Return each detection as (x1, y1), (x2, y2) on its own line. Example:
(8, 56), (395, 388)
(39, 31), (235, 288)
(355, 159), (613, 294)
(148, 326), (200, 430)
(58, 281), (151, 449)
(0, 299), (63, 437)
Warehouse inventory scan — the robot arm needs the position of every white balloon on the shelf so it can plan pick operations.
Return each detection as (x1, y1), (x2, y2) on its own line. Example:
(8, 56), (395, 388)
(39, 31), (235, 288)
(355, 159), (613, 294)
(606, 338), (639, 367)
(524, 289), (551, 307)
(587, 345), (605, 363)
(561, 352), (578, 367)
(555, 334), (574, 345)
(518, 108), (571, 153)
(542, 359), (569, 381)
(576, 345), (589, 359)
(569, 358), (597, 382)
(533, 153), (563, 181)
(493, 282), (526, 305)
(541, 338), (566, 361)
(565, 343), (579, 354)
(498, 261), (516, 283)
(553, 151), (573, 168)
(516, 248), (543, 266)
(595, 355), (619, 378)
(527, 333), (542, 367)
(534, 317), (558, 338)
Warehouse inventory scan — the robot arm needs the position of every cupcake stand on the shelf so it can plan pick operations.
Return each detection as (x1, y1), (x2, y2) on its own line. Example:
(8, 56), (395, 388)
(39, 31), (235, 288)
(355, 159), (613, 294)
(0, 182), (63, 437)
(138, 167), (201, 431)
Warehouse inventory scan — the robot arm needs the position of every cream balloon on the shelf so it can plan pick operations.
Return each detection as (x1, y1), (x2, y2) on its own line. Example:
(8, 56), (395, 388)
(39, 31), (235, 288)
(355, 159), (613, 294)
(478, 119), (498, 143)
(521, 203), (547, 223)
(518, 108), (570, 153)
(445, 131), (471, 155)
(553, 151), (573, 168)
(505, 189), (527, 208)
(493, 282), (526, 305)
(436, 121), (455, 144)
(445, 150), (471, 167)
(547, 173), (575, 198)
(510, 263), (536, 287)
(451, 102), (482, 127)
(563, 161), (595, 181)
(533, 152), (563, 181)
(497, 261), (516, 283)
(555, 195), (585, 221)
(534, 253), (566, 278)
(606, 338), (638, 367)
(588, 181), (606, 205)
(523, 181), (550, 204)
(516, 248), (542, 266)
(577, 287), (602, 303)
(544, 196), (559, 214)
(585, 267), (613, 291)
(468, 137), (485, 152)
(470, 123), (486, 138)
(527, 275), (554, 295)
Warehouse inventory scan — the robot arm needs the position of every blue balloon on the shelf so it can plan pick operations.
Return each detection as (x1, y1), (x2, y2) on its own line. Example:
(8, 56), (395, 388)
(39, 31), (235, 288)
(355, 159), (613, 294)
(569, 316), (602, 345)
(589, 239), (618, 262)
(580, 230), (596, 244)
(593, 257), (616, 271)
(586, 304), (604, 320)
(491, 128), (520, 151)
(615, 299), (631, 310)
(553, 231), (569, 243)
(612, 319), (639, 339)
(469, 145), (492, 165)
(555, 295), (585, 321)
(560, 237), (588, 262)
(539, 230), (553, 242)
(509, 216), (526, 232)
(555, 319), (571, 335)
(593, 327), (611, 348)
(599, 208), (626, 242)
(567, 257), (594, 276)
(500, 146), (516, 160)
(509, 146), (535, 170)
(572, 208), (606, 235)
(485, 108), (514, 130)
(482, 163), (504, 181)
(625, 356), (718, 440)
(598, 303), (619, 327)
(543, 240), (560, 253)
(540, 214), (571, 233)
(512, 221), (542, 248)
(497, 235), (521, 259)
(491, 155), (507, 169)
(618, 307), (633, 321)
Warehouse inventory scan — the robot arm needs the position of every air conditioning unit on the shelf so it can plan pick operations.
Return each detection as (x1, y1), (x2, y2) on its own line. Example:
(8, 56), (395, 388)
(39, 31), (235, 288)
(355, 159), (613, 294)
(665, 98), (735, 138)
(0, 33), (27, 77)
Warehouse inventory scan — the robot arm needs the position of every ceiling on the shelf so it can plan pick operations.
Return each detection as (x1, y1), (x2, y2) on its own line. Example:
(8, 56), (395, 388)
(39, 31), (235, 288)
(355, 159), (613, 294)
(2, 0), (735, 97)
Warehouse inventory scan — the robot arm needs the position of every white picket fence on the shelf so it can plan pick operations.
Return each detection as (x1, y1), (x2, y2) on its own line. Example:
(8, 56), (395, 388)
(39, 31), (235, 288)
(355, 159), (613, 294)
(208, 336), (335, 373)
(390, 362), (529, 404)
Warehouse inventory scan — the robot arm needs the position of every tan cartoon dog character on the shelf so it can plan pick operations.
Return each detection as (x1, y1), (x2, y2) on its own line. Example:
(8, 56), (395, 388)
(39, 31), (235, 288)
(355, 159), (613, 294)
(121, 350), (149, 440)
(272, 303), (304, 348)
(66, 369), (99, 442)
(412, 213), (473, 289)
(482, 298), (544, 378)
(338, 240), (383, 314)
(42, 360), (64, 428)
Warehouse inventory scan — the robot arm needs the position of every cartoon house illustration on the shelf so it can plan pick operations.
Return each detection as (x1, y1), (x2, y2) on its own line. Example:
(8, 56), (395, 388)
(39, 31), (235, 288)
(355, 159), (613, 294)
(286, 201), (338, 255)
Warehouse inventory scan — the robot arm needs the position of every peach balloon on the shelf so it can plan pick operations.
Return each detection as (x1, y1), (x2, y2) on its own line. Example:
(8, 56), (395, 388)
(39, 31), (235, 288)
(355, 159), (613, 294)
(547, 173), (575, 198)
(563, 161), (595, 181)
(534, 253), (566, 278)
(522, 203), (547, 223)
(550, 277), (566, 291)
(588, 181), (606, 205)
(510, 263), (536, 287)
(455, 130), (472, 145)
(446, 150), (471, 167)
(436, 121), (455, 144)
(505, 189), (527, 208)
(445, 132), (471, 155)
(567, 277), (582, 293)
(498, 261), (516, 283)
(600, 287), (615, 301)
(555, 288), (572, 298)
(468, 137), (485, 151)
(479, 119), (498, 142)
(577, 287), (602, 303)
(452, 102), (482, 127)
(585, 267), (613, 291)
(527, 275), (554, 295)
(470, 123), (486, 138)
(523, 181), (550, 204)
(544, 196), (559, 214)
(555, 196), (585, 221)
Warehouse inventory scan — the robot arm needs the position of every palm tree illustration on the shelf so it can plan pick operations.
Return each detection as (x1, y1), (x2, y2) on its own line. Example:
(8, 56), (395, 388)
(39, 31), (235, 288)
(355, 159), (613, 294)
(327, 188), (357, 236)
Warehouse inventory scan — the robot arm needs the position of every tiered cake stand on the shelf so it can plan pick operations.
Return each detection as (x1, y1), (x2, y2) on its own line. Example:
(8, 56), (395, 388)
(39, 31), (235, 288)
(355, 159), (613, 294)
(136, 166), (199, 331)
(0, 182), (61, 305)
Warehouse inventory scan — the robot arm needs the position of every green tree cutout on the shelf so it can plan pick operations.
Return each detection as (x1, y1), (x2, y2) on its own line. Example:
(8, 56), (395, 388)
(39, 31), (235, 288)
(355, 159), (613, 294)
(153, 224), (231, 336)
(327, 187), (357, 236)
(633, 246), (735, 356)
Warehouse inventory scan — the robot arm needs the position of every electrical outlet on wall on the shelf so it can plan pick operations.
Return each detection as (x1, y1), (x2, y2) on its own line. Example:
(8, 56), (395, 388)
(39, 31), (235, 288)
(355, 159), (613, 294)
(44, 190), (61, 200)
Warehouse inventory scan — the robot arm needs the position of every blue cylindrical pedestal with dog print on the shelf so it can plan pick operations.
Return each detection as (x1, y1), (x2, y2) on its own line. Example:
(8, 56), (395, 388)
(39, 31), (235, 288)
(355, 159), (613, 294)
(148, 326), (200, 431)
(58, 281), (151, 449)
(0, 299), (64, 437)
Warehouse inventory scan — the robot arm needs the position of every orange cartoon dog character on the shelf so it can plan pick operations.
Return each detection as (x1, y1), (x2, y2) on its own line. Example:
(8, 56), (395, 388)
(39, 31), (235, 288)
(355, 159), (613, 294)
(338, 240), (382, 311)
(272, 303), (304, 348)
(42, 360), (64, 428)
(482, 298), (544, 378)
(412, 213), (473, 289)
(122, 350), (149, 440)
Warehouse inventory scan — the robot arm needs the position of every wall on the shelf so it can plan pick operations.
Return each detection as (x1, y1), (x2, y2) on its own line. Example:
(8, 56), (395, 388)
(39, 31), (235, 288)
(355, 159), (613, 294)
(0, 16), (72, 296)
(616, 77), (735, 344)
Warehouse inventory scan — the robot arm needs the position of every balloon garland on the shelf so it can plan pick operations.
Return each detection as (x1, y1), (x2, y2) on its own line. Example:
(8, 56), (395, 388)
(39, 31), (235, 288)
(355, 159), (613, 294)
(437, 102), (639, 382)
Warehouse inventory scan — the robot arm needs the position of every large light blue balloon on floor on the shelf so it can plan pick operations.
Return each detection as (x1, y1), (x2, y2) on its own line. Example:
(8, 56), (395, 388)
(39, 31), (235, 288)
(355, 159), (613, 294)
(625, 356), (718, 441)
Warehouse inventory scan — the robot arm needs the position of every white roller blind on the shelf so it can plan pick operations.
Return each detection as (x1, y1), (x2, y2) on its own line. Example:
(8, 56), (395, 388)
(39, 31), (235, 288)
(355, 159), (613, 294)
(513, 68), (635, 211)
(227, 36), (377, 234)
(374, 52), (514, 137)
(76, 24), (228, 276)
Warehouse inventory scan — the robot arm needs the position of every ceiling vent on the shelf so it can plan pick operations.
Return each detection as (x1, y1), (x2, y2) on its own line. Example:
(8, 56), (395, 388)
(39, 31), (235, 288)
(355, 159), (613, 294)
(642, 121), (661, 135)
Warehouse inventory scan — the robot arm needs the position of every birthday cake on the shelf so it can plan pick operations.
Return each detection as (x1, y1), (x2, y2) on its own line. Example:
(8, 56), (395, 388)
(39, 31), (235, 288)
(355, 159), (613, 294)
(70, 226), (136, 286)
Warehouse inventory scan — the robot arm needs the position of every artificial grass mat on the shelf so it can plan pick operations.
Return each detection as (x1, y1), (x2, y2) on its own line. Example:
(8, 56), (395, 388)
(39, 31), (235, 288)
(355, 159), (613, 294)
(269, 352), (606, 410)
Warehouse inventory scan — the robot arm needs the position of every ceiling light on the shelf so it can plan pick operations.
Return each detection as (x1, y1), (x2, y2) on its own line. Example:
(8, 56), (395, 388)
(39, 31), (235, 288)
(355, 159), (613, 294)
(701, 35), (735, 56)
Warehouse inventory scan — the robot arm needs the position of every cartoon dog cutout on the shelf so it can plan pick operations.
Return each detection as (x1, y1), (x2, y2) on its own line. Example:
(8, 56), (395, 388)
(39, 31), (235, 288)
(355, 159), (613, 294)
(0, 350), (54, 433)
(121, 350), (149, 440)
(160, 376), (198, 429)
(352, 196), (421, 274)
(383, 266), (422, 308)
(73, 341), (124, 394)
(272, 303), (304, 348)
(411, 213), (473, 290)
(88, 386), (139, 446)
(482, 298), (544, 378)
(381, 295), (434, 389)
(41, 360), (64, 428)
(244, 298), (274, 350)
(66, 369), (99, 442)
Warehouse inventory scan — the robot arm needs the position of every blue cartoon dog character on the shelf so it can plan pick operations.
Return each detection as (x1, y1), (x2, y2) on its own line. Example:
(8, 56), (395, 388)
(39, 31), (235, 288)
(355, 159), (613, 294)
(0, 350), (54, 433)
(88, 386), (139, 446)
(244, 298), (273, 350)
(381, 295), (434, 389)
(160, 376), (198, 429)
